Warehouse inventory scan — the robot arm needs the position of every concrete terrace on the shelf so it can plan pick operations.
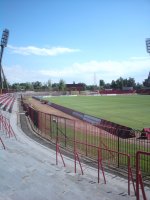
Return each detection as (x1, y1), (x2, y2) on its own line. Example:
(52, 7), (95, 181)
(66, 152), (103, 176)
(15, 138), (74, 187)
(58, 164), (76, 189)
(0, 100), (149, 200)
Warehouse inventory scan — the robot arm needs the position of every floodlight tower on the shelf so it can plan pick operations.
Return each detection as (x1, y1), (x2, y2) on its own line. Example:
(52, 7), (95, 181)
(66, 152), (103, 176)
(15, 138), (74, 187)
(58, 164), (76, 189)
(0, 29), (9, 94)
(145, 38), (150, 87)
(146, 38), (150, 55)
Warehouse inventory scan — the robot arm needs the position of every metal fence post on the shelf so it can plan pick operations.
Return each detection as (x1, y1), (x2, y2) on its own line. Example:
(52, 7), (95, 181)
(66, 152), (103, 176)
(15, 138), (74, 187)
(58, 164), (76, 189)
(117, 129), (120, 168)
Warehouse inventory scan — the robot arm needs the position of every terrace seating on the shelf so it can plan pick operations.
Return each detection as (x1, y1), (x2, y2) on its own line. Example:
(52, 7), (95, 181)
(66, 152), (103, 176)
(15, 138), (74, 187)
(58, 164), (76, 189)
(0, 94), (10, 106)
(100, 90), (136, 95)
(8, 98), (15, 113)
(0, 94), (16, 113)
(0, 96), (10, 108)
(136, 89), (150, 95)
(2, 97), (13, 111)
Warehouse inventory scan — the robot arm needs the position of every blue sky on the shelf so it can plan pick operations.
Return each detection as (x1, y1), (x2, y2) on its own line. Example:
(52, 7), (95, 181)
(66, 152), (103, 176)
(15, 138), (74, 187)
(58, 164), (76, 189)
(0, 0), (150, 85)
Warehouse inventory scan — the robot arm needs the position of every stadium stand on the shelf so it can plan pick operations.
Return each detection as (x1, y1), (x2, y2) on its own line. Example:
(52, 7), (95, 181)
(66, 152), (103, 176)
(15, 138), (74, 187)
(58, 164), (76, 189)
(8, 97), (16, 113)
(136, 89), (150, 95)
(0, 94), (16, 113)
(100, 89), (136, 95)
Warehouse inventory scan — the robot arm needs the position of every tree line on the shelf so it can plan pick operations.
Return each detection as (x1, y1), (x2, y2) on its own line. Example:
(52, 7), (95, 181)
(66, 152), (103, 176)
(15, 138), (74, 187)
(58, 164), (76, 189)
(8, 76), (149, 91)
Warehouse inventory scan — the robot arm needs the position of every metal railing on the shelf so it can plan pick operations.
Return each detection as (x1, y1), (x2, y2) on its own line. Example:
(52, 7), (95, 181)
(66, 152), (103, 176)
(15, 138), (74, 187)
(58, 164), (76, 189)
(25, 104), (150, 174)
(136, 151), (150, 200)
(21, 101), (150, 197)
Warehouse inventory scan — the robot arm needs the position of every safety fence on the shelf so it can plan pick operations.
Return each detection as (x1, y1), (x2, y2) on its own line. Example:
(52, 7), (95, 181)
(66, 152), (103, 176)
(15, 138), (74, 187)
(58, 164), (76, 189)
(22, 101), (150, 198)
(136, 151), (150, 200)
(23, 103), (150, 173)
(32, 96), (148, 139)
(22, 104), (135, 195)
(0, 113), (17, 149)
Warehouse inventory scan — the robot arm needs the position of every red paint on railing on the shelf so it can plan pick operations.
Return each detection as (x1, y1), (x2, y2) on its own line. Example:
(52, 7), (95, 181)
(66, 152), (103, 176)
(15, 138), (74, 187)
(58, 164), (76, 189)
(136, 151), (150, 200)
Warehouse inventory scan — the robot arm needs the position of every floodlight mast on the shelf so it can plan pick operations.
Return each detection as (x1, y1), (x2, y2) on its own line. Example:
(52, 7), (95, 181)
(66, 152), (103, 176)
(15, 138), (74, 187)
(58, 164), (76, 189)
(0, 29), (9, 94)
(146, 38), (150, 55)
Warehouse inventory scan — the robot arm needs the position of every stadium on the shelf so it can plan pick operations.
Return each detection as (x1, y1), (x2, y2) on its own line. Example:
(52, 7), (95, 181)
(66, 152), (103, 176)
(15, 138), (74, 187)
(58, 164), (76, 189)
(1, 8), (150, 199)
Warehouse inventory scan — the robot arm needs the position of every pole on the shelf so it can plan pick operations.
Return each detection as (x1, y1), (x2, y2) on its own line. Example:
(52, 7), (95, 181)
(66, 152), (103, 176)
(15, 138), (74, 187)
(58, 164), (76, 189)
(0, 29), (9, 94)
(117, 129), (120, 168)
(0, 46), (4, 94)
(2, 68), (9, 91)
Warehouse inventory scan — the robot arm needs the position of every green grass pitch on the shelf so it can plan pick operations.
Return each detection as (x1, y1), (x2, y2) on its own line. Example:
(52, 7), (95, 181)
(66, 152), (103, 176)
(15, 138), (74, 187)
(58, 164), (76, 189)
(44, 95), (150, 130)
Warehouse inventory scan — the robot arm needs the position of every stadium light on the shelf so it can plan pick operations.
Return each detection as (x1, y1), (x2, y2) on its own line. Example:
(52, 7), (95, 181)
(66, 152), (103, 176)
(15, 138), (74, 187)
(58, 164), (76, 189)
(1, 29), (9, 47)
(0, 29), (9, 93)
(146, 38), (150, 54)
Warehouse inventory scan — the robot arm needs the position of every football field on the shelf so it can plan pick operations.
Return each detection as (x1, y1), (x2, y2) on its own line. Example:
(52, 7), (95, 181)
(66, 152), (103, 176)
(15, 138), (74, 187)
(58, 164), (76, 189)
(45, 95), (150, 130)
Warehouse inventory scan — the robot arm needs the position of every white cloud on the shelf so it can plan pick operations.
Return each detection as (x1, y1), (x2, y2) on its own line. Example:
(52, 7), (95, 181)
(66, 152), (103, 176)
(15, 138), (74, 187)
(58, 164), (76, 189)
(8, 45), (80, 56)
(130, 56), (149, 60)
(4, 57), (150, 84)
(4, 65), (48, 84)
(39, 58), (150, 83)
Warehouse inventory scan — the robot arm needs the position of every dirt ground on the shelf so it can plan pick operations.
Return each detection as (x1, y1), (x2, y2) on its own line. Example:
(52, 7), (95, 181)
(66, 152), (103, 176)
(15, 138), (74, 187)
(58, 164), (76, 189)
(24, 97), (79, 121)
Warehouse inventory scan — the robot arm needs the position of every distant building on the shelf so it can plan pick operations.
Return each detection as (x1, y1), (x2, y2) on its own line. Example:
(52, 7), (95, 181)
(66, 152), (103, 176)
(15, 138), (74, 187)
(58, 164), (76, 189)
(66, 83), (85, 91)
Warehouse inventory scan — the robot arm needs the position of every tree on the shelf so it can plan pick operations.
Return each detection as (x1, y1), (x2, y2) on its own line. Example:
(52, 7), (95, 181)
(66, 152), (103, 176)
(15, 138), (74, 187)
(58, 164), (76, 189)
(116, 77), (123, 89)
(52, 83), (59, 91)
(86, 85), (95, 91)
(143, 78), (150, 87)
(135, 82), (143, 90)
(58, 79), (66, 91)
(32, 81), (42, 90)
(111, 80), (117, 89)
(105, 83), (111, 89)
(123, 78), (128, 87)
(25, 82), (34, 90)
(11, 83), (20, 91)
(99, 80), (105, 89)
(127, 77), (136, 88)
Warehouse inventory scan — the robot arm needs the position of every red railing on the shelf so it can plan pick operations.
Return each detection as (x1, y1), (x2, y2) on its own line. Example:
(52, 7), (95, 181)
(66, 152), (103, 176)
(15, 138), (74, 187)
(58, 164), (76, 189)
(22, 102), (150, 196)
(0, 114), (17, 139)
(55, 134), (135, 195)
(136, 151), (150, 200)
(0, 137), (5, 149)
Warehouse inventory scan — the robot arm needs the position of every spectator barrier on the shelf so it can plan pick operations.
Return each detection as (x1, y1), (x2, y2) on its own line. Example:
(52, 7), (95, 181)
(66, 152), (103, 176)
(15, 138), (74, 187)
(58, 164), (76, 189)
(0, 114), (17, 139)
(136, 151), (150, 200)
(21, 100), (150, 198)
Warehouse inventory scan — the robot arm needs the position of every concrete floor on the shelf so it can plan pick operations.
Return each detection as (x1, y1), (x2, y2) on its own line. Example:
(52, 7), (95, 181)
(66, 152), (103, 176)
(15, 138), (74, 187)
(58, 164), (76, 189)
(0, 101), (149, 200)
